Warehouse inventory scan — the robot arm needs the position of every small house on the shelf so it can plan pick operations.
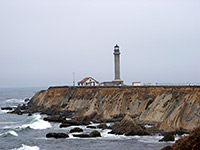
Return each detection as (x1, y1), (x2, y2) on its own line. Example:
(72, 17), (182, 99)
(78, 77), (99, 86)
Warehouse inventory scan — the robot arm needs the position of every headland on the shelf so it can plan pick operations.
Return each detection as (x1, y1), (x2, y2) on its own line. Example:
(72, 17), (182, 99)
(20, 85), (200, 133)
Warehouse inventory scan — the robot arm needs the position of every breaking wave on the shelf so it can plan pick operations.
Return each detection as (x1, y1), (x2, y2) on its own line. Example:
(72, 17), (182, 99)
(20, 114), (52, 130)
(5, 98), (24, 103)
(4, 98), (25, 107)
(11, 144), (40, 150)
(0, 130), (18, 137)
(3, 114), (52, 131)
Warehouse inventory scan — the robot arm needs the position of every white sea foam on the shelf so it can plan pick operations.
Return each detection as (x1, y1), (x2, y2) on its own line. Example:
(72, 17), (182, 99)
(12, 144), (40, 150)
(101, 129), (112, 137)
(144, 124), (153, 128)
(0, 109), (10, 114)
(5, 98), (24, 104)
(100, 131), (133, 140)
(174, 134), (188, 141)
(20, 114), (52, 130)
(133, 135), (166, 143)
(8, 130), (18, 136)
(0, 130), (18, 137)
(3, 114), (52, 130)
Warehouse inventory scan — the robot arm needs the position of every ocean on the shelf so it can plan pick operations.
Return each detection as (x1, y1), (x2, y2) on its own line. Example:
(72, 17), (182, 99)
(0, 87), (173, 150)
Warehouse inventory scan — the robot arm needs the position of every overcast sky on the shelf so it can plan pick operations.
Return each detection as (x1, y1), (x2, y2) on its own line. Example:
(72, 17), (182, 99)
(0, 0), (200, 88)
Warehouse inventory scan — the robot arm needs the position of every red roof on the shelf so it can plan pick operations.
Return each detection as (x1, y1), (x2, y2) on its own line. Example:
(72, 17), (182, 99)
(79, 77), (90, 84)
(79, 77), (99, 84)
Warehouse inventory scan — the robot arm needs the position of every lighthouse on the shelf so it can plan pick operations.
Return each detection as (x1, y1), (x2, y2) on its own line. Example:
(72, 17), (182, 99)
(102, 44), (124, 86)
(114, 44), (121, 80)
(113, 44), (123, 85)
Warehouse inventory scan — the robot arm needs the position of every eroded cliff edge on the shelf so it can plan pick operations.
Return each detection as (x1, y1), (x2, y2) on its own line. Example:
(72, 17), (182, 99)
(26, 86), (200, 132)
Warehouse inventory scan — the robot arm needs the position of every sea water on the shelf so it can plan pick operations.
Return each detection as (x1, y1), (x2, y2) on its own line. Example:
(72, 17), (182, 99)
(0, 87), (174, 150)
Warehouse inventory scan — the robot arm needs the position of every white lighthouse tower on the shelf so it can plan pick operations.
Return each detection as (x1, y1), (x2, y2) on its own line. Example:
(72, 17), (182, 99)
(113, 44), (123, 85)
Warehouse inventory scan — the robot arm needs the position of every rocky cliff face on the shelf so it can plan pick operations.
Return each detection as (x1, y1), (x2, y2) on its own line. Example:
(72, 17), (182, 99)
(27, 86), (200, 132)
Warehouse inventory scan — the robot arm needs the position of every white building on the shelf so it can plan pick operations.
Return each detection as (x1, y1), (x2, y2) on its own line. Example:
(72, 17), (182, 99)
(78, 77), (100, 86)
(132, 82), (141, 86)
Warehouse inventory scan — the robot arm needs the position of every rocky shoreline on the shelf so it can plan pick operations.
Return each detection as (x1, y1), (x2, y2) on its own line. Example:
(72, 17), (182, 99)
(6, 86), (200, 144)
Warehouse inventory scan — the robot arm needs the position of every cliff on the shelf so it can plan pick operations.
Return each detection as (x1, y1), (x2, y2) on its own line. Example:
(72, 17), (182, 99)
(27, 86), (200, 132)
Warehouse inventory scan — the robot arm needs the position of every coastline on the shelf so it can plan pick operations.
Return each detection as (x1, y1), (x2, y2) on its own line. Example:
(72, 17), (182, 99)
(16, 85), (200, 133)
(2, 86), (200, 149)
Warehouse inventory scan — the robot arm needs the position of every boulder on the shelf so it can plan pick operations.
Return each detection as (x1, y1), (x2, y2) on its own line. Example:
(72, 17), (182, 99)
(17, 110), (23, 115)
(87, 126), (97, 129)
(97, 124), (109, 130)
(73, 134), (91, 138)
(89, 130), (101, 137)
(28, 113), (33, 116)
(10, 107), (23, 115)
(69, 127), (83, 133)
(62, 119), (80, 126)
(77, 111), (97, 125)
(174, 129), (189, 136)
(46, 133), (69, 139)
(79, 117), (91, 125)
(24, 98), (30, 102)
(161, 126), (200, 150)
(146, 126), (163, 134)
(110, 115), (150, 136)
(159, 133), (175, 142)
(1, 107), (13, 110)
(72, 130), (101, 138)
(60, 123), (71, 128)
(43, 115), (64, 122)
(20, 104), (28, 110)
(125, 128), (150, 136)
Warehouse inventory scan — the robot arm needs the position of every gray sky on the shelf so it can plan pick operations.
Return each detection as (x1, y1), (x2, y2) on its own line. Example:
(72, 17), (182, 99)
(0, 0), (200, 88)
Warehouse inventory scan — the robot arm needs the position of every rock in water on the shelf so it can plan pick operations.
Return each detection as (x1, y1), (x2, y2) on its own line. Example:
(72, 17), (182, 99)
(20, 104), (28, 110)
(28, 113), (32, 116)
(125, 128), (150, 136)
(24, 98), (30, 102)
(110, 115), (150, 136)
(1, 107), (13, 110)
(97, 124), (109, 130)
(89, 130), (101, 137)
(72, 130), (101, 138)
(10, 107), (23, 115)
(159, 133), (175, 142)
(73, 134), (91, 138)
(43, 115), (64, 122)
(46, 133), (69, 138)
(87, 126), (97, 129)
(59, 123), (71, 128)
(69, 127), (83, 133)
(62, 119), (80, 126)
(161, 126), (200, 149)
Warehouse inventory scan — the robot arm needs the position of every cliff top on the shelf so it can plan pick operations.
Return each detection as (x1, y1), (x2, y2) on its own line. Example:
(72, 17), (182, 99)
(48, 85), (200, 90)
